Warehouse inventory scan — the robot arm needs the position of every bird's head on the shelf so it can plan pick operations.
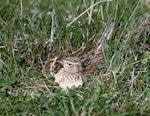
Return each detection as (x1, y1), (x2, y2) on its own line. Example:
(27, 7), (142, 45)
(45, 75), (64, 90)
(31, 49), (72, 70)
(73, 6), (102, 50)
(57, 57), (83, 74)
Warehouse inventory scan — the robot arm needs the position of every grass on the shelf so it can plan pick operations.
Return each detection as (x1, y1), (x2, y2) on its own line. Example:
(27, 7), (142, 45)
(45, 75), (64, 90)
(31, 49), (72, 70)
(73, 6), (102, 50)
(0, 0), (150, 115)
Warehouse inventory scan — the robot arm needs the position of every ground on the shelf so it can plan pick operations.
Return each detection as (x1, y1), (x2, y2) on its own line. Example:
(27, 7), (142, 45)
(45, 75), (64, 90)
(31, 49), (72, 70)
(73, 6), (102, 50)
(0, 0), (150, 115)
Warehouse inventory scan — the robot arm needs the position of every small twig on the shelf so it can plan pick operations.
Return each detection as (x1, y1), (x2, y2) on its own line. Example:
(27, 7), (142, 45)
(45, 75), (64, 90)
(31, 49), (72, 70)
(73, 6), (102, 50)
(108, 53), (116, 70)
(26, 57), (35, 75)
(100, 4), (104, 20)
(88, 0), (94, 25)
(112, 71), (117, 84)
(50, 57), (58, 76)
(41, 82), (52, 93)
(94, 43), (102, 55)
(45, 8), (56, 50)
(66, 0), (112, 28)
(104, 21), (115, 40)
(49, 9), (55, 49)
(71, 42), (86, 55)
(130, 69), (134, 96)
(39, 56), (49, 78)
(20, 0), (23, 23)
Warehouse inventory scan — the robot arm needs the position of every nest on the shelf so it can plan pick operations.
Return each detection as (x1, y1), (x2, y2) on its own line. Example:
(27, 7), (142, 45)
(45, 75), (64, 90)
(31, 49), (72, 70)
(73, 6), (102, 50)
(44, 36), (103, 79)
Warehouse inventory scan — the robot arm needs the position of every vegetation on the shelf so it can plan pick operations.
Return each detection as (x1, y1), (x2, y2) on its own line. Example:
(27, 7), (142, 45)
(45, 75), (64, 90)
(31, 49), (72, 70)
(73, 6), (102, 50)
(0, 0), (150, 115)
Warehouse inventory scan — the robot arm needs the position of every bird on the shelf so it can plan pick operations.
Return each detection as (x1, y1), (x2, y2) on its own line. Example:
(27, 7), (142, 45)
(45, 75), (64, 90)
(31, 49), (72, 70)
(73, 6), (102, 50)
(53, 57), (84, 90)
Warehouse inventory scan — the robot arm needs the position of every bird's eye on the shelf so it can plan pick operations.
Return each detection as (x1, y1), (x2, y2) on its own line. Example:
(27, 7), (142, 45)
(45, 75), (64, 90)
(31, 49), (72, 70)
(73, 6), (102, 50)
(68, 63), (72, 65)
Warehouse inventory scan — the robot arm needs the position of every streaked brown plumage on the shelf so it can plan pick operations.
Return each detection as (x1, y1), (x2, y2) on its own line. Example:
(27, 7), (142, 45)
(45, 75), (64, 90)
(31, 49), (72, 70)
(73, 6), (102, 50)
(54, 57), (84, 90)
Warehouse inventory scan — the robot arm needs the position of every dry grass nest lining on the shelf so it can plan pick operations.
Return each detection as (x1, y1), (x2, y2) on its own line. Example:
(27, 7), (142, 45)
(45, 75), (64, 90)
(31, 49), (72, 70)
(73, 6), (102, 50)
(44, 36), (104, 78)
